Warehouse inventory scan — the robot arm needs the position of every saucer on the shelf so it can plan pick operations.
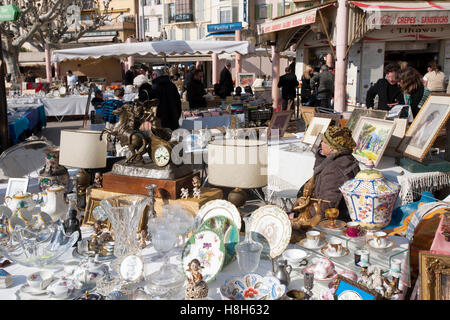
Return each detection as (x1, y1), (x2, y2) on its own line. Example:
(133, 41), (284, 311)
(301, 265), (338, 282)
(321, 246), (350, 258)
(318, 220), (346, 230)
(367, 239), (394, 250)
(340, 228), (366, 238)
(20, 284), (48, 295)
(298, 238), (327, 250)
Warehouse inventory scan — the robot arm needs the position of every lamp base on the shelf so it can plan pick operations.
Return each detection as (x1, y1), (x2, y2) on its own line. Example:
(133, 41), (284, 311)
(76, 168), (91, 211)
(227, 188), (247, 208)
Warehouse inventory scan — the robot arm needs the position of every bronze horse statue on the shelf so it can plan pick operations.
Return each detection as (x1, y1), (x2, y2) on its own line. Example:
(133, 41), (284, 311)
(100, 103), (150, 164)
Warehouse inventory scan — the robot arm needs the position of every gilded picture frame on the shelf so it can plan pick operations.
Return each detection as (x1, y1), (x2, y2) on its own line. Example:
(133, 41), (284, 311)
(267, 110), (293, 139)
(346, 107), (387, 133)
(397, 94), (450, 162)
(83, 197), (112, 230)
(419, 251), (450, 300)
(300, 106), (316, 127)
(334, 275), (383, 300)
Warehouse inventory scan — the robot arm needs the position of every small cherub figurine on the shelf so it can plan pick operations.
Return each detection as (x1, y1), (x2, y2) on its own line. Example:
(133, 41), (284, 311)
(63, 207), (82, 246)
(370, 268), (385, 295)
(93, 172), (103, 188)
(359, 266), (371, 287)
(139, 229), (147, 249)
(185, 259), (208, 299)
(180, 187), (189, 199)
(192, 176), (201, 199)
(92, 220), (103, 238)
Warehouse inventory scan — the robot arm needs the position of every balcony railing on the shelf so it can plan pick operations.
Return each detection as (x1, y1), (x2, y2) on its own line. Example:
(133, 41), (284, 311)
(169, 13), (193, 23)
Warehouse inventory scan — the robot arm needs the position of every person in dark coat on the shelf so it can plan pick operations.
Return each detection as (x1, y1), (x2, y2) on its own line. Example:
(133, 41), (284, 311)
(310, 65), (334, 108)
(124, 65), (137, 85)
(278, 67), (299, 111)
(187, 69), (206, 109)
(365, 63), (404, 110)
(296, 126), (360, 222)
(147, 69), (182, 130)
(219, 61), (234, 99)
(183, 65), (195, 92)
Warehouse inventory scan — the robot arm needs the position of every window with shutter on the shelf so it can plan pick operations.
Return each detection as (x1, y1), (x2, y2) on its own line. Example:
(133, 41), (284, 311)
(290, 2), (294, 14)
(196, 0), (204, 22)
(277, 2), (282, 17)
(164, 3), (169, 24)
(232, 6), (239, 23)
(267, 4), (272, 19)
(255, 4), (260, 20)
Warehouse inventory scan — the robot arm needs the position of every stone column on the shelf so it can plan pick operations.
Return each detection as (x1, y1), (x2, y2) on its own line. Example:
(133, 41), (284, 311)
(272, 46), (280, 110)
(45, 43), (52, 84)
(334, 0), (349, 112)
(235, 29), (242, 82)
(212, 53), (219, 85)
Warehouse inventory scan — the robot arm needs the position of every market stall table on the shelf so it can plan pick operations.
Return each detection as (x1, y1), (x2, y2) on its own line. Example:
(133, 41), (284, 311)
(0, 224), (410, 300)
(41, 96), (94, 120)
(180, 114), (245, 130)
(6, 106), (47, 144)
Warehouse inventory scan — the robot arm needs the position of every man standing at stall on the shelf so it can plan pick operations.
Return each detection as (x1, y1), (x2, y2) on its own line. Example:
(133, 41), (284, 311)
(366, 63), (404, 110)
(310, 65), (334, 108)
(219, 61), (234, 99)
(278, 67), (299, 111)
(148, 69), (181, 130)
(187, 69), (206, 109)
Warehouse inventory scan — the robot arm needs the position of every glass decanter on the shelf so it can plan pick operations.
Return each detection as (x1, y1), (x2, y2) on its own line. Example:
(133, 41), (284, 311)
(145, 216), (185, 299)
(235, 216), (263, 273)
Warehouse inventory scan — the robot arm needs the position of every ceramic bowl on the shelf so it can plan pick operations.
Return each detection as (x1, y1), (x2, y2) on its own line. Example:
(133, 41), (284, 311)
(312, 257), (336, 279)
(282, 249), (308, 265)
(27, 271), (53, 290)
(219, 273), (286, 300)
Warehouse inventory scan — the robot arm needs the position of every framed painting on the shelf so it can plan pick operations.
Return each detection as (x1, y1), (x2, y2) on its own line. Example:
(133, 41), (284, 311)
(334, 275), (382, 300)
(267, 110), (293, 139)
(314, 112), (342, 127)
(83, 196), (112, 231)
(397, 94), (450, 162)
(300, 106), (316, 127)
(419, 251), (450, 300)
(346, 107), (387, 133)
(5, 178), (29, 198)
(352, 117), (396, 167)
(302, 116), (331, 145)
(237, 73), (256, 88)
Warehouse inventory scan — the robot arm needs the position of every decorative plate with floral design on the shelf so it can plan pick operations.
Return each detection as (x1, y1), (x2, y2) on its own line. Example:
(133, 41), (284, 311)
(182, 229), (225, 284)
(199, 215), (239, 267)
(197, 200), (241, 231)
(248, 205), (291, 259)
(219, 273), (286, 300)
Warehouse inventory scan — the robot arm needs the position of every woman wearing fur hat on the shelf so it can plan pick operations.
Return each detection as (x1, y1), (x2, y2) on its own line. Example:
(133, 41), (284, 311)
(296, 126), (360, 222)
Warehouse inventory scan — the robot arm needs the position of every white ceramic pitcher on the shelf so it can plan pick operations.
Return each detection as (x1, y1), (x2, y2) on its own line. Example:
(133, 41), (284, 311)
(39, 185), (68, 221)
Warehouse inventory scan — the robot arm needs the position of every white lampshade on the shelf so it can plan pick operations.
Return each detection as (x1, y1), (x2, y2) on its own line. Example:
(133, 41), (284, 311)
(59, 129), (107, 169)
(208, 139), (267, 189)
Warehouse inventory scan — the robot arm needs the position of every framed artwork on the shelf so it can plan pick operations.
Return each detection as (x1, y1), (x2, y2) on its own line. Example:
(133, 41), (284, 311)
(267, 110), (293, 139)
(346, 107), (387, 133)
(334, 275), (382, 300)
(397, 94), (450, 162)
(311, 133), (322, 154)
(352, 117), (396, 167)
(300, 106), (316, 127)
(419, 251), (450, 300)
(83, 196), (112, 230)
(314, 112), (342, 127)
(237, 73), (256, 87)
(302, 117), (331, 145)
(5, 178), (29, 198)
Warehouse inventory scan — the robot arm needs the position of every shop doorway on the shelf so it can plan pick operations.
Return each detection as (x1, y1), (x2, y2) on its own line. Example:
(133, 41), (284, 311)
(385, 51), (439, 75)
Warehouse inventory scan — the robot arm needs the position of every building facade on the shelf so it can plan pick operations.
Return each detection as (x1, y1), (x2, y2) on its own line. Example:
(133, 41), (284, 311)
(139, 0), (164, 40)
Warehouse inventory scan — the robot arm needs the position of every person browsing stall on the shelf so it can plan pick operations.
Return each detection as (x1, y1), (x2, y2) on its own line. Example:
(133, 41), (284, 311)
(66, 70), (78, 89)
(278, 66), (299, 111)
(310, 65), (334, 108)
(102, 88), (124, 129)
(365, 63), (404, 110)
(219, 61), (234, 99)
(186, 69), (207, 109)
(398, 66), (431, 118)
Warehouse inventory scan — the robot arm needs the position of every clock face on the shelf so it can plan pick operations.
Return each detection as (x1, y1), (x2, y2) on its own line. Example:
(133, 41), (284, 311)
(154, 145), (170, 167)
(338, 290), (363, 300)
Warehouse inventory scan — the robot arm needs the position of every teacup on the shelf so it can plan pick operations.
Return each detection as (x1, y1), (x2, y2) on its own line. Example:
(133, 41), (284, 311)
(391, 259), (402, 275)
(346, 222), (361, 237)
(313, 257), (335, 279)
(282, 249), (308, 267)
(306, 230), (321, 248)
(355, 249), (369, 266)
(27, 271), (53, 290)
(327, 238), (343, 256)
(374, 231), (388, 248)
(47, 279), (75, 299)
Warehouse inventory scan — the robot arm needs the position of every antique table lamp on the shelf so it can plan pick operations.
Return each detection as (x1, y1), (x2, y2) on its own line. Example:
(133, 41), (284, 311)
(59, 129), (107, 210)
(208, 139), (267, 208)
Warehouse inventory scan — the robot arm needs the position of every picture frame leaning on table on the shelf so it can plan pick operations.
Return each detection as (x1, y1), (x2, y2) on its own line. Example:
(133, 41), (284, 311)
(5, 177), (29, 198)
(396, 94), (450, 162)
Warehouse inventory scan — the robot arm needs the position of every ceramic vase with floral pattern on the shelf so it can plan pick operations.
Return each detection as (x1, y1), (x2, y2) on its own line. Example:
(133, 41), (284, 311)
(339, 161), (400, 230)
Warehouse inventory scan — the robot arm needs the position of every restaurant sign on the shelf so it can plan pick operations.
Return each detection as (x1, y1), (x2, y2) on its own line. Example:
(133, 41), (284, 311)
(258, 8), (317, 35)
(367, 11), (450, 28)
(364, 25), (450, 41)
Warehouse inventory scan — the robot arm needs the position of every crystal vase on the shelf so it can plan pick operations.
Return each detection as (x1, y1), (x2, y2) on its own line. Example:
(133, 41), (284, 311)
(235, 217), (263, 274)
(100, 195), (149, 258)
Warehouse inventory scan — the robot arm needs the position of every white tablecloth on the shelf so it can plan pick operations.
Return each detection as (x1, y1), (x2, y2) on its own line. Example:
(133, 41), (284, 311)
(0, 228), (410, 300)
(41, 96), (94, 117)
